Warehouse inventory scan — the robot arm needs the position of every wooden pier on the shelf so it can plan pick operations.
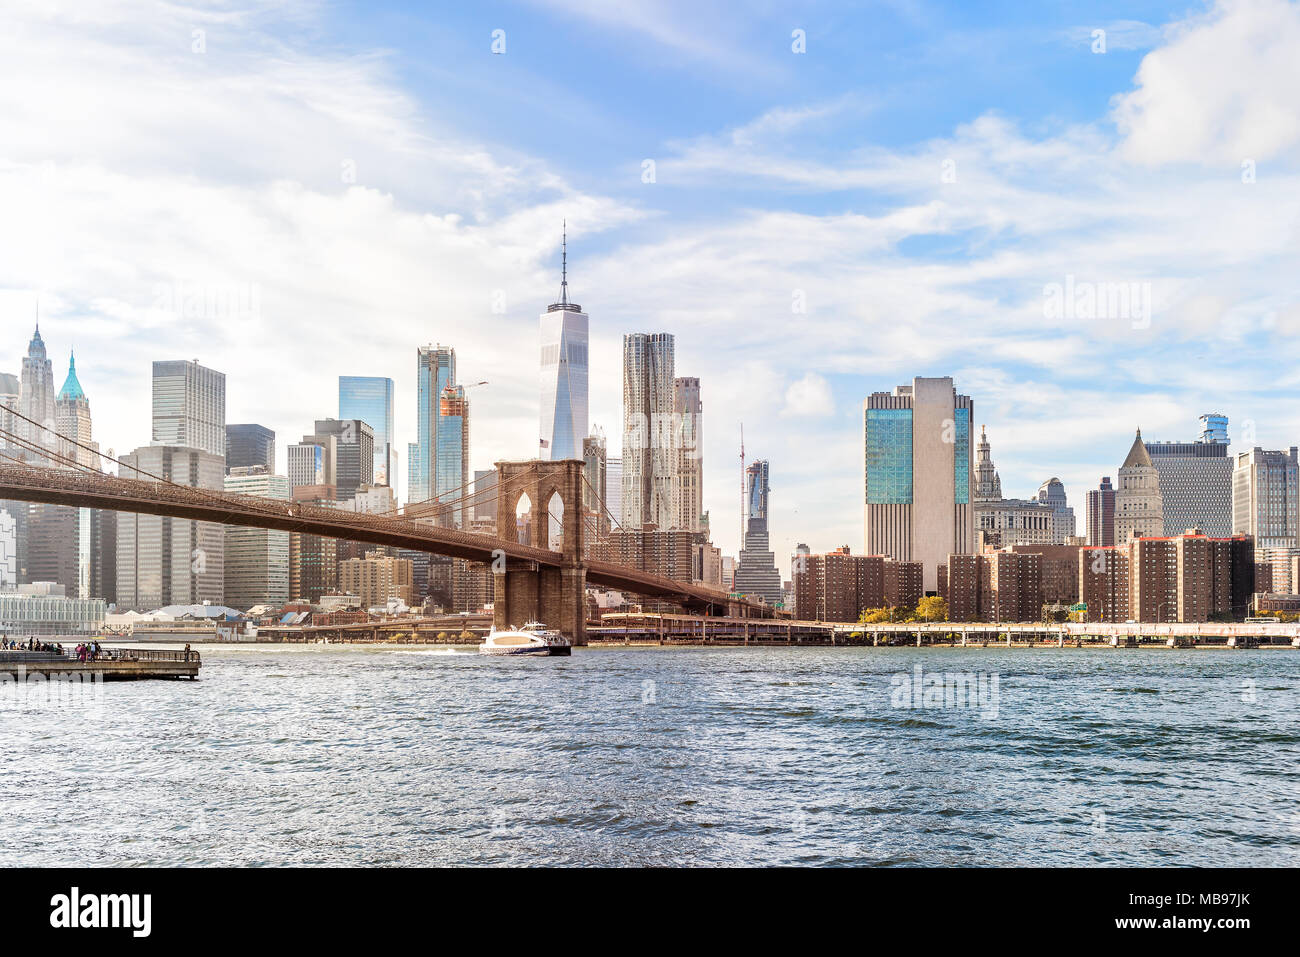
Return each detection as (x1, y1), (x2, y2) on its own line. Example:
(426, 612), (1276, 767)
(0, 648), (201, 680)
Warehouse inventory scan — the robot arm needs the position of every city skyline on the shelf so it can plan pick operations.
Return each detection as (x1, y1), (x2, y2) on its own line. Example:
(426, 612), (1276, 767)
(4, 0), (1300, 566)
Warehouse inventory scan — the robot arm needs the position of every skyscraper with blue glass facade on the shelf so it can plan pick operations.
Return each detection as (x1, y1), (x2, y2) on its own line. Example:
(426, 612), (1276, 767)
(863, 376), (973, 593)
(411, 346), (457, 505)
(339, 376), (395, 488)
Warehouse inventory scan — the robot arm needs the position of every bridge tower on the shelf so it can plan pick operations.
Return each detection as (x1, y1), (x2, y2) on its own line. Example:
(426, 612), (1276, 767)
(493, 459), (587, 645)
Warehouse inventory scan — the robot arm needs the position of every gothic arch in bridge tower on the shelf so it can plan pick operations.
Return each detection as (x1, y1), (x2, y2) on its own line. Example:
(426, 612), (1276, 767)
(492, 459), (587, 643)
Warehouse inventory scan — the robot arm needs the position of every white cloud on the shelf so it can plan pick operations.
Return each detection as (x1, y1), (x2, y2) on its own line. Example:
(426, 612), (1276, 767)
(1113, 0), (1300, 166)
(781, 373), (833, 418)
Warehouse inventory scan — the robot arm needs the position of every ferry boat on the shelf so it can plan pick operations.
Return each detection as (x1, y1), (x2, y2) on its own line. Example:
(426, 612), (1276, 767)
(478, 622), (572, 657)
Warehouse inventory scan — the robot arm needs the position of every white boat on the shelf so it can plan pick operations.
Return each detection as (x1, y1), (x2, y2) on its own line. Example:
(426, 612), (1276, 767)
(478, 621), (572, 657)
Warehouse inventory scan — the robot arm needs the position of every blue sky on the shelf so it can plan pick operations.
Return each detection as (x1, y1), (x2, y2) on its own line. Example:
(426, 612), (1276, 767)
(3, 0), (1300, 562)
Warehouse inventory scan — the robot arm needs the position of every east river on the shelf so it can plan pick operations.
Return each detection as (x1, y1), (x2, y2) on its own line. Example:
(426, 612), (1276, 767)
(3, 644), (1298, 866)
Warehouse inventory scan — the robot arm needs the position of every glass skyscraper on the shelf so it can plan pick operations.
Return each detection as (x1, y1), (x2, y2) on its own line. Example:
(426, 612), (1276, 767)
(539, 227), (588, 461)
(339, 376), (395, 488)
(434, 384), (469, 528)
(413, 346), (456, 504)
(863, 376), (973, 593)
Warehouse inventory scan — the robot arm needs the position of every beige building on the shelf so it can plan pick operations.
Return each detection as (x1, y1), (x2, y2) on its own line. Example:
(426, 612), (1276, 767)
(1115, 430), (1164, 542)
(339, 550), (413, 608)
(864, 376), (974, 592)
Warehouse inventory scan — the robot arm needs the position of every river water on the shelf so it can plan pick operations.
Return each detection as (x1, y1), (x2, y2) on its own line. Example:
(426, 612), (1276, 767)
(3, 644), (1298, 866)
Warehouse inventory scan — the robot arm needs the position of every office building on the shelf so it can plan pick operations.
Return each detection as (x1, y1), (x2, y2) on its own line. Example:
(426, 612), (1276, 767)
(339, 376), (396, 487)
(971, 428), (1072, 547)
(1115, 430), (1165, 542)
(289, 485), (338, 602)
(116, 445), (225, 610)
(733, 460), (783, 605)
(673, 377), (703, 532)
(1036, 478), (1076, 540)
(583, 431), (608, 532)
(605, 457), (623, 529)
(1086, 476), (1116, 546)
(621, 332), (676, 529)
(223, 467), (290, 611)
(0, 587), (105, 636)
(225, 424), (275, 473)
(864, 376), (973, 592)
(305, 419), (373, 502)
(1232, 447), (1299, 550)
(1143, 415), (1233, 537)
(54, 352), (97, 468)
(434, 384), (469, 527)
(20, 325), (55, 462)
(151, 359), (226, 456)
(413, 345), (457, 505)
(472, 469), (498, 525)
(287, 442), (328, 490)
(539, 226), (589, 461)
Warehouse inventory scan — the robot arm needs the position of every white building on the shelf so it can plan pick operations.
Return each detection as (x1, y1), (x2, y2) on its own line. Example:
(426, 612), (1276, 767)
(539, 227), (588, 461)
(117, 445), (226, 611)
(223, 467), (290, 611)
(151, 359), (226, 457)
(1232, 447), (1299, 550)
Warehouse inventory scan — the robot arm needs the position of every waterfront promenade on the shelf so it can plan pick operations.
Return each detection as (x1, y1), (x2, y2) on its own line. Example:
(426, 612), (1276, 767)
(0, 647), (201, 680)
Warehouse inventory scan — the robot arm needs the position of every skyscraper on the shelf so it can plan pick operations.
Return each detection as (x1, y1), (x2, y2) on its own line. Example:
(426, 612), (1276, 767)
(733, 459), (783, 605)
(223, 466), (290, 611)
(306, 419), (373, 502)
(1144, 415), (1233, 538)
(863, 376), (973, 592)
(117, 445), (225, 610)
(413, 345), (456, 504)
(225, 424), (275, 473)
(606, 457), (623, 529)
(434, 384), (469, 527)
(20, 324), (55, 463)
(152, 359), (226, 456)
(1232, 447), (1299, 550)
(1115, 430), (1165, 542)
(339, 376), (396, 487)
(52, 352), (99, 598)
(1086, 476), (1116, 546)
(55, 352), (97, 468)
(673, 377), (703, 533)
(287, 442), (328, 490)
(1036, 478), (1076, 539)
(583, 430), (608, 530)
(0, 371), (20, 456)
(539, 226), (589, 461)
(622, 332), (675, 529)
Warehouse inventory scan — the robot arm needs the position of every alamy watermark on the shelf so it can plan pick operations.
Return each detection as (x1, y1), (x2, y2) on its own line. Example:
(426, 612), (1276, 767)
(890, 664), (999, 719)
(1043, 275), (1151, 329)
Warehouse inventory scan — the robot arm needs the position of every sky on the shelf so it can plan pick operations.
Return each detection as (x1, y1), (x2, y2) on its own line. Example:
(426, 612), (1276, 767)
(3, 0), (1300, 564)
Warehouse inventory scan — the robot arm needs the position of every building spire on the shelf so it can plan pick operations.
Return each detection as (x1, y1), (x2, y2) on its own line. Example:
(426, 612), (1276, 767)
(560, 220), (568, 306)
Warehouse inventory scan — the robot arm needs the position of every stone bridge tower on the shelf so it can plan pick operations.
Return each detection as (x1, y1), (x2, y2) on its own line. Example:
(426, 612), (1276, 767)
(493, 459), (587, 645)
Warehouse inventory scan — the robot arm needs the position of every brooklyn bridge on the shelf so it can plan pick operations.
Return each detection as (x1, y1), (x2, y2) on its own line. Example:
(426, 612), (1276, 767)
(0, 458), (770, 644)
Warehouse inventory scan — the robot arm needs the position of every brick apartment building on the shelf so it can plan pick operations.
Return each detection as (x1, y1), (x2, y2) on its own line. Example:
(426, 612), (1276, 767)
(792, 547), (924, 621)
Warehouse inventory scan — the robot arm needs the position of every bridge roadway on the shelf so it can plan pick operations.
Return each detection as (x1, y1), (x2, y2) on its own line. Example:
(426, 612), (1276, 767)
(0, 465), (759, 616)
(592, 613), (1300, 645)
